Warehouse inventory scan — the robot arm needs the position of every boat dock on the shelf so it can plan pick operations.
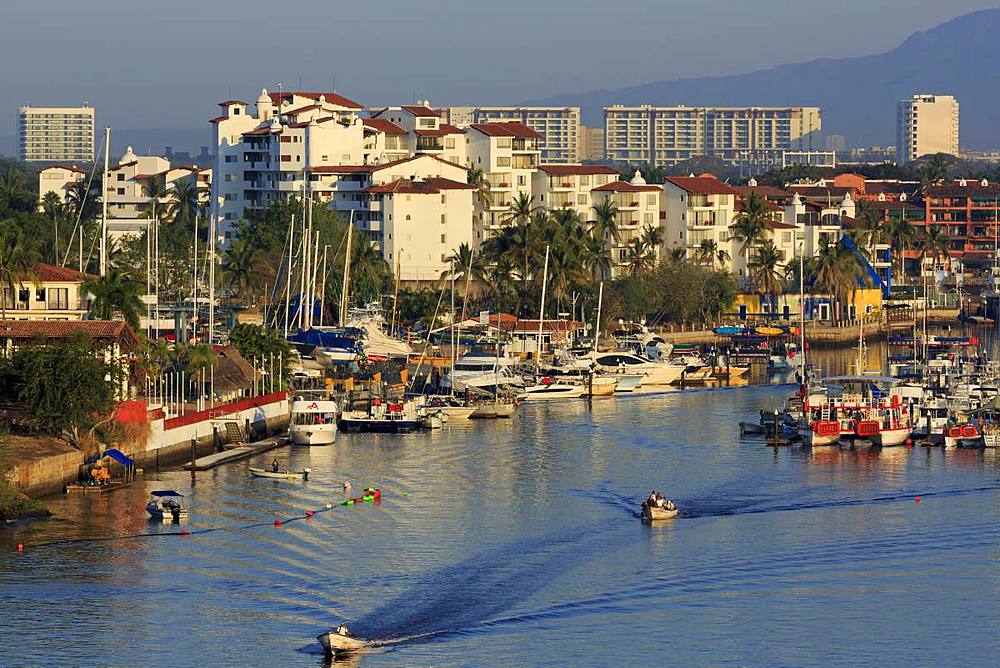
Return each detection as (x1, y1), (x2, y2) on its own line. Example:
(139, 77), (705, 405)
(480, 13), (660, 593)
(183, 436), (289, 471)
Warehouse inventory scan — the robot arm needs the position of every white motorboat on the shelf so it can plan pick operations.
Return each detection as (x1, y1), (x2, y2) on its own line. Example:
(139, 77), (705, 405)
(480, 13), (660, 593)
(589, 351), (685, 386)
(289, 397), (338, 445)
(641, 505), (679, 521)
(451, 351), (524, 390)
(345, 303), (413, 359)
(145, 490), (188, 523)
(249, 467), (311, 480)
(518, 381), (586, 401)
(613, 374), (643, 393)
(317, 626), (367, 655)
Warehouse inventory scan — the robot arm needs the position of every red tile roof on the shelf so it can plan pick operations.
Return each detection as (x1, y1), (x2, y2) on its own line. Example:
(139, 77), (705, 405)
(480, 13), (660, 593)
(538, 164), (620, 176)
(310, 165), (374, 174)
(469, 122), (542, 139)
(501, 319), (586, 333)
(218, 100), (247, 106)
(38, 165), (87, 174)
(284, 103), (323, 116)
(32, 263), (89, 283)
(591, 180), (661, 193)
(241, 126), (276, 136)
(269, 91), (363, 109)
(664, 176), (739, 196)
(733, 185), (792, 199)
(362, 118), (408, 135)
(365, 177), (475, 195)
(401, 105), (441, 118)
(209, 115), (229, 124)
(0, 320), (140, 347)
(414, 124), (465, 137)
(310, 154), (468, 176)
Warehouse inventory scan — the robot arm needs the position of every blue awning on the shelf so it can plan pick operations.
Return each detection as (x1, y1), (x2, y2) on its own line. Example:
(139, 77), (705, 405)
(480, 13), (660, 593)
(103, 448), (134, 466)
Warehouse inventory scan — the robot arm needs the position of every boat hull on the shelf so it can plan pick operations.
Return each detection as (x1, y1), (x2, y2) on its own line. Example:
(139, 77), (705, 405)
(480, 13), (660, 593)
(289, 425), (336, 446)
(249, 467), (309, 480)
(518, 384), (586, 401)
(872, 427), (911, 447)
(641, 506), (679, 522)
(317, 630), (367, 655)
(469, 404), (517, 419)
(338, 418), (423, 433)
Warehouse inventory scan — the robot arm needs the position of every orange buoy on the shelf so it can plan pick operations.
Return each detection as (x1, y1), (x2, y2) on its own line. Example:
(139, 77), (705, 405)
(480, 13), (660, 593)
(274, 519), (283, 526)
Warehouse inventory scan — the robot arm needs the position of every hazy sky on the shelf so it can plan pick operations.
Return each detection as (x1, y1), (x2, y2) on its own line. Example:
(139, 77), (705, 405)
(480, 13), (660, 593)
(2, 0), (996, 133)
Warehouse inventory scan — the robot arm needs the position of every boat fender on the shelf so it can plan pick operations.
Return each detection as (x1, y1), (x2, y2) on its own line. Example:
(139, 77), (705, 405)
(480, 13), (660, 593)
(947, 426), (963, 438)
(274, 519), (283, 527)
(542, 377), (554, 385)
(962, 425), (978, 438)
(326, 503), (334, 510)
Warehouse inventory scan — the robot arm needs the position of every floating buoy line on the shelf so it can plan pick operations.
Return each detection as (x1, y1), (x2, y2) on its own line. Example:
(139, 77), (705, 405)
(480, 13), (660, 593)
(12, 488), (383, 551)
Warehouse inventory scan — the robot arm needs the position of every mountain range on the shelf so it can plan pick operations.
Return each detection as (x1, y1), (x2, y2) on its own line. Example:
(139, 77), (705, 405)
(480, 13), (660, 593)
(529, 8), (1000, 150)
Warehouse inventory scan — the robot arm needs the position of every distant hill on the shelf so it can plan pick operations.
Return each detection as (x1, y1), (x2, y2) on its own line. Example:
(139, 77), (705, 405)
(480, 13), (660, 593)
(529, 9), (1000, 149)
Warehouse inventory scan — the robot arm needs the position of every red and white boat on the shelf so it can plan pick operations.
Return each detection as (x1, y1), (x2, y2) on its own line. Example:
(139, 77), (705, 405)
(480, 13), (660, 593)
(799, 377), (913, 447)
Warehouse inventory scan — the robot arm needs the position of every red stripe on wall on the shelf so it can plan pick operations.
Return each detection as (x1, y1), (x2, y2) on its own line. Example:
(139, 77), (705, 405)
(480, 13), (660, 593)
(163, 391), (289, 430)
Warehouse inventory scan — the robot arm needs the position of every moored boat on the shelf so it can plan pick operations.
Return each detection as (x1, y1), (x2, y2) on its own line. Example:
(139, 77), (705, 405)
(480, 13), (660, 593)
(518, 379), (586, 401)
(289, 397), (338, 446)
(641, 505), (679, 521)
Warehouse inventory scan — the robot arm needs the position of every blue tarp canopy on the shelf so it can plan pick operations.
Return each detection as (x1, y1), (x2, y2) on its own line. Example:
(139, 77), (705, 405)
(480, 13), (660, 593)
(151, 490), (183, 497)
(103, 448), (134, 466)
(288, 328), (364, 350)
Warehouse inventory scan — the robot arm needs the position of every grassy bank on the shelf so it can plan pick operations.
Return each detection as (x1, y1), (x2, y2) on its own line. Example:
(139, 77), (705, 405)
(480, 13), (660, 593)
(0, 478), (48, 522)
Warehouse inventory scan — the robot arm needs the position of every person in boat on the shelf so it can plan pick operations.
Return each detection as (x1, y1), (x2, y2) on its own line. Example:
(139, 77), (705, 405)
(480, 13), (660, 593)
(271, 458), (280, 473)
(336, 623), (353, 638)
(665, 499), (676, 511)
(644, 491), (657, 509)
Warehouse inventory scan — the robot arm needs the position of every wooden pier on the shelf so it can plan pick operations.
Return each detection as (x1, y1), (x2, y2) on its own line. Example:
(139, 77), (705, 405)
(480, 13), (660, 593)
(183, 435), (289, 471)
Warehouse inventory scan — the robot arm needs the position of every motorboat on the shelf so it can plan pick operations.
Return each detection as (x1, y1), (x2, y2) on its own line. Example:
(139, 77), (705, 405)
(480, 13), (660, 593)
(590, 351), (685, 386)
(641, 506), (679, 521)
(517, 379), (586, 401)
(345, 303), (413, 359)
(317, 626), (367, 655)
(249, 467), (311, 480)
(146, 490), (188, 523)
(338, 398), (425, 433)
(613, 374), (643, 393)
(289, 397), (338, 445)
(469, 402), (517, 418)
(943, 424), (985, 448)
(450, 351), (524, 391)
(288, 327), (364, 362)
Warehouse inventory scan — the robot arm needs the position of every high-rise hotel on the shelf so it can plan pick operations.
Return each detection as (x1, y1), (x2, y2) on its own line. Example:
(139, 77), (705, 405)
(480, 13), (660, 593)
(896, 94), (959, 164)
(604, 105), (822, 168)
(17, 105), (95, 162)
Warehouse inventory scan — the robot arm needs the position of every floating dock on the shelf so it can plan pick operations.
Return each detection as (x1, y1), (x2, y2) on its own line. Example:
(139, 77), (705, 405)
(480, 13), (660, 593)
(183, 436), (288, 471)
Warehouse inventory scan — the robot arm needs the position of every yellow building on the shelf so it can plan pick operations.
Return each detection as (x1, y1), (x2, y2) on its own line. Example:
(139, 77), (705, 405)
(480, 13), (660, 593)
(732, 289), (883, 323)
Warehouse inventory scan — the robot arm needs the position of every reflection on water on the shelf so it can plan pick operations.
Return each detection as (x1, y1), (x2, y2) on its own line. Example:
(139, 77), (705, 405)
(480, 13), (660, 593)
(2, 383), (999, 666)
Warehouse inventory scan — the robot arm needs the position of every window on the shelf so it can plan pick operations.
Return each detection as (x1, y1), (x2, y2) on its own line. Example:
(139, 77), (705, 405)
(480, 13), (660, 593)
(233, 108), (240, 115)
(47, 288), (68, 310)
(35, 288), (46, 302)
(445, 138), (456, 149)
(518, 175), (526, 186)
(578, 194), (587, 205)
(406, 214), (411, 220)
(580, 175), (590, 186)
(441, 194), (446, 204)
(225, 155), (238, 163)
(117, 188), (125, 195)
(224, 174), (233, 182)
(497, 157), (511, 167)
(116, 173), (125, 182)
(441, 214), (446, 225)
(497, 138), (512, 149)
(440, 234), (446, 243)
(646, 194), (657, 206)
(321, 155), (328, 162)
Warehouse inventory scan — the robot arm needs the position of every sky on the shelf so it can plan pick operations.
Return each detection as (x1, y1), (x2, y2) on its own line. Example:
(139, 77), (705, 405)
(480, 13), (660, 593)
(2, 0), (996, 144)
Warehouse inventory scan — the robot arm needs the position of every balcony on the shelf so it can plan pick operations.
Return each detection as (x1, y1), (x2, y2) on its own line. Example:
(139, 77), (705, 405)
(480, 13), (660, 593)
(416, 138), (444, 152)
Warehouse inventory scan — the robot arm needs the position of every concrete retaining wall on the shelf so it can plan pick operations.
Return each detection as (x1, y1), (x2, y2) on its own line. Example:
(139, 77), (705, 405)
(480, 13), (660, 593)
(8, 449), (83, 498)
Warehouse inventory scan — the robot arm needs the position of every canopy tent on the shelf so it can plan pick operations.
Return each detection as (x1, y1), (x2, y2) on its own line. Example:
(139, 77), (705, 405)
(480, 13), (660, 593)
(103, 448), (134, 466)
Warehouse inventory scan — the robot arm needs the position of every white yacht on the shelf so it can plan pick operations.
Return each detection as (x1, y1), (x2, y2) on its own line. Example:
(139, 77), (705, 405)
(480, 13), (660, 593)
(451, 351), (524, 391)
(345, 303), (413, 360)
(590, 351), (685, 386)
(518, 380), (586, 401)
(289, 397), (338, 445)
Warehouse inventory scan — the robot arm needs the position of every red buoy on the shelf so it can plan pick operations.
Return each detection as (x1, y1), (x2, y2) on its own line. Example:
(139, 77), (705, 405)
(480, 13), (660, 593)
(274, 519), (283, 526)
(17, 544), (23, 553)
(915, 496), (920, 504)
(306, 510), (314, 518)
(180, 530), (191, 535)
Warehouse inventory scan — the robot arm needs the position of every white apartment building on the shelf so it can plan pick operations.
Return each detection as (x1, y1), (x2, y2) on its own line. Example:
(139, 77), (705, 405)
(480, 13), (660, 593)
(467, 122), (542, 240)
(18, 106), (95, 162)
(370, 105), (466, 166)
(579, 126), (606, 161)
(662, 175), (741, 266)
(592, 172), (662, 275)
(37, 165), (87, 204)
(452, 107), (580, 163)
(211, 89), (367, 241)
(604, 105), (822, 169)
(531, 164), (620, 222)
(896, 94), (959, 164)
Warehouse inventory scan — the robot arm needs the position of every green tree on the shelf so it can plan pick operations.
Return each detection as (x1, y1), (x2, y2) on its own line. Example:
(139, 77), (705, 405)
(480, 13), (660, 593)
(83, 268), (146, 329)
(697, 239), (730, 269)
(730, 192), (770, 278)
(227, 323), (293, 384)
(6, 334), (119, 444)
(467, 167), (492, 211)
(0, 221), (40, 319)
(589, 198), (620, 245)
(221, 238), (269, 305)
(749, 240), (784, 297)
(167, 179), (201, 232)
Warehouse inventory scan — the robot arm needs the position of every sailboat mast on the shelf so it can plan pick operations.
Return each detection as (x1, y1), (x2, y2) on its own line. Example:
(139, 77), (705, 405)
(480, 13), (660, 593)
(536, 245), (550, 372)
(799, 242), (806, 381)
(593, 281), (604, 355)
(450, 275), (456, 398)
(390, 252), (401, 336)
(283, 215), (295, 337)
(208, 208), (216, 344)
(192, 213), (198, 342)
(318, 244), (329, 328)
(99, 126), (110, 276)
(339, 212), (353, 326)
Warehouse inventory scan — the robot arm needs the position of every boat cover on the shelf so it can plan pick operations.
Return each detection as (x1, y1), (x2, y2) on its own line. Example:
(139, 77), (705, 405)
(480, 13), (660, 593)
(151, 490), (183, 497)
(103, 448), (134, 466)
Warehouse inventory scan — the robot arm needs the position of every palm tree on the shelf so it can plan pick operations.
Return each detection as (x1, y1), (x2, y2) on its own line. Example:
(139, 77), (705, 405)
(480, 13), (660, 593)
(749, 240), (784, 297)
(808, 238), (867, 322)
(503, 192), (535, 228)
(625, 237), (656, 276)
(882, 216), (917, 281)
(143, 175), (168, 216)
(696, 239), (730, 269)
(582, 232), (613, 280)
(0, 167), (30, 212)
(83, 268), (146, 329)
(185, 343), (218, 391)
(918, 224), (950, 271)
(467, 167), (492, 211)
(640, 225), (663, 262)
(589, 198), (620, 245)
(41, 192), (64, 221)
(730, 192), (770, 277)
(222, 238), (269, 304)
(441, 242), (484, 284)
(918, 154), (952, 185)
(64, 180), (101, 223)
(168, 179), (200, 231)
(0, 221), (40, 319)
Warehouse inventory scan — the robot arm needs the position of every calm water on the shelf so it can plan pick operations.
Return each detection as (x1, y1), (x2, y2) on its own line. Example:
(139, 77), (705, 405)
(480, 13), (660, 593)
(2, 384), (999, 667)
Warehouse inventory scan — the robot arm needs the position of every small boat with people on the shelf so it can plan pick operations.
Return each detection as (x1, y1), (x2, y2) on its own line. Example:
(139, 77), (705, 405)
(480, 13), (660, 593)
(318, 623), (367, 655)
(145, 490), (188, 523)
(640, 490), (679, 521)
(249, 459), (311, 480)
